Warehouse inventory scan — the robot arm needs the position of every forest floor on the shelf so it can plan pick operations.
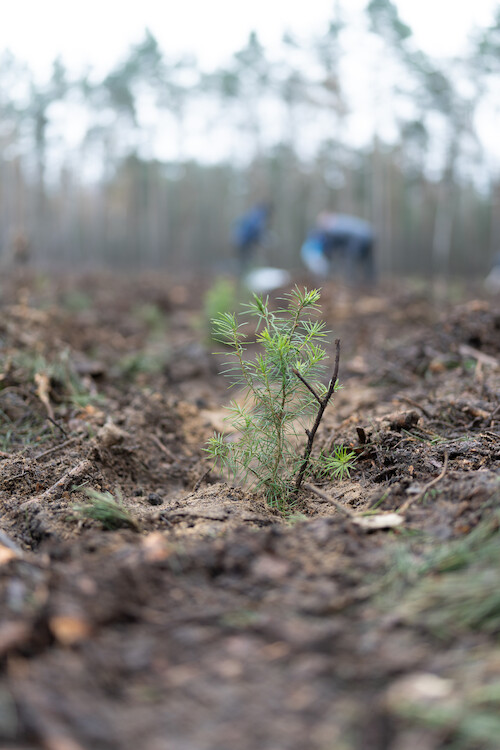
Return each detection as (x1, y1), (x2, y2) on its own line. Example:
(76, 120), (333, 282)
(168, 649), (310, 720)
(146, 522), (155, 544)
(0, 269), (499, 750)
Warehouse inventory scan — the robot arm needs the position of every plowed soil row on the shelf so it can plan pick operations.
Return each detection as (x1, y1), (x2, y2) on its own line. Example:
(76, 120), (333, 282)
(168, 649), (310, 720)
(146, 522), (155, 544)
(0, 271), (499, 750)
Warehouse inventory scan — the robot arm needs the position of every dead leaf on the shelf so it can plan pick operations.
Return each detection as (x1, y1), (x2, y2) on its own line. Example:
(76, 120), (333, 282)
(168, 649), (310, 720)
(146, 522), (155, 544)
(49, 615), (92, 646)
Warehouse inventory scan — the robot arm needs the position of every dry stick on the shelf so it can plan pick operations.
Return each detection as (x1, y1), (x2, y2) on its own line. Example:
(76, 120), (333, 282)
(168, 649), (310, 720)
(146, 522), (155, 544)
(192, 468), (211, 493)
(0, 471), (30, 486)
(489, 404), (500, 425)
(149, 434), (176, 461)
(292, 370), (322, 405)
(397, 451), (449, 514)
(397, 395), (432, 420)
(46, 414), (68, 437)
(294, 338), (341, 494)
(34, 435), (79, 461)
(304, 481), (356, 517)
(36, 459), (93, 501)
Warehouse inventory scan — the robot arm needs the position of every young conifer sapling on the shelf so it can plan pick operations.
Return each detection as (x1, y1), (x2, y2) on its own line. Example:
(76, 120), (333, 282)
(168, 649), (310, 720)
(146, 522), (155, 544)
(206, 287), (356, 509)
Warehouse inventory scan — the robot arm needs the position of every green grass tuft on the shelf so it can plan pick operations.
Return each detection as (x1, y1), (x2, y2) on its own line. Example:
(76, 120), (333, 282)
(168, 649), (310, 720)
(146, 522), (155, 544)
(73, 489), (138, 530)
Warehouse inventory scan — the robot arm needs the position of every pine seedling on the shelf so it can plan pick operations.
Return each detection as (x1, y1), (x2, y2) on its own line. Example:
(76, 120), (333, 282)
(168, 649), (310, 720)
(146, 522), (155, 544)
(316, 446), (358, 481)
(206, 287), (347, 509)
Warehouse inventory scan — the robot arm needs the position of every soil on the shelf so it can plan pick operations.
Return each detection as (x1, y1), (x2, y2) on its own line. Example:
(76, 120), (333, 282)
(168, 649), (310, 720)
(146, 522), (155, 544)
(0, 270), (499, 750)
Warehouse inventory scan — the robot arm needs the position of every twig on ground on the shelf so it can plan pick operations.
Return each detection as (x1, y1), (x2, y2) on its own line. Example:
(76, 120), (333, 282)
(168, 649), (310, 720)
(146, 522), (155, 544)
(46, 415), (68, 437)
(397, 451), (449, 514)
(35, 436), (79, 461)
(149, 434), (176, 461)
(181, 469), (212, 504)
(458, 343), (498, 369)
(37, 459), (93, 500)
(305, 483), (404, 530)
(397, 395), (432, 419)
(304, 482), (355, 517)
(294, 339), (341, 494)
(0, 471), (30, 487)
(489, 404), (500, 426)
(192, 469), (211, 493)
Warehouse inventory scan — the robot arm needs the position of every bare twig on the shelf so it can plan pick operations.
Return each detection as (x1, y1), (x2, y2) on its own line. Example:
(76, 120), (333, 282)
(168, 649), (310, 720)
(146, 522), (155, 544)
(397, 451), (449, 514)
(149, 434), (176, 461)
(292, 369), (322, 405)
(397, 395), (432, 419)
(35, 436), (79, 461)
(193, 468), (211, 492)
(294, 339), (341, 493)
(46, 414), (68, 437)
(458, 343), (498, 369)
(36, 459), (93, 500)
(0, 471), (30, 487)
(489, 404), (500, 425)
(304, 482), (355, 517)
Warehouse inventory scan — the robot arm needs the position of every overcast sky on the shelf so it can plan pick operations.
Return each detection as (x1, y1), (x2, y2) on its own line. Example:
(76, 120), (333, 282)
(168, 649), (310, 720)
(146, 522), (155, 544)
(0, 0), (498, 78)
(2, 0), (499, 173)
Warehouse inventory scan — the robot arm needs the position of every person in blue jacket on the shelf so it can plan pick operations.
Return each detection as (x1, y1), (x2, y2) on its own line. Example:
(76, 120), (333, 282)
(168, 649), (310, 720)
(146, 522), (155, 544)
(301, 211), (375, 284)
(233, 202), (273, 275)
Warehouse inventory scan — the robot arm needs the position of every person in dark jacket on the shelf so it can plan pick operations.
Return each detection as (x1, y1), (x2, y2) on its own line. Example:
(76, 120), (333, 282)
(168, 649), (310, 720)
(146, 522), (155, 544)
(301, 211), (375, 284)
(233, 202), (273, 275)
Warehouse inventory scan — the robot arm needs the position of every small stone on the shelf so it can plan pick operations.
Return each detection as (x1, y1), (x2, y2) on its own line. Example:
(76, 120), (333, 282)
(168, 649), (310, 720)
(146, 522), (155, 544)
(96, 420), (129, 448)
(147, 493), (163, 506)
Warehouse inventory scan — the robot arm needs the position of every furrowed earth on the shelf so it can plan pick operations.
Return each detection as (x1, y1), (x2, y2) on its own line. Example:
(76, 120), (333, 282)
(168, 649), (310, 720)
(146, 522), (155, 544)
(0, 270), (499, 750)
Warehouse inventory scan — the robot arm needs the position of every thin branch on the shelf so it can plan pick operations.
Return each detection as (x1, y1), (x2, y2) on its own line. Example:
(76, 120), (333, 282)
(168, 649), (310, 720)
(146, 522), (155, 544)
(397, 451), (449, 514)
(397, 395), (432, 420)
(149, 434), (176, 461)
(304, 482), (355, 517)
(292, 368), (322, 405)
(294, 339), (340, 493)
(34, 436), (79, 461)
(46, 415), (68, 437)
(192, 468), (211, 492)
(36, 459), (93, 500)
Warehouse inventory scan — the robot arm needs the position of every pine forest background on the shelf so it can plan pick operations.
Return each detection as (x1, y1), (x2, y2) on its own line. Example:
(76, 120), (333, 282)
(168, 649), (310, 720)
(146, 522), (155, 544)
(2, 0), (500, 280)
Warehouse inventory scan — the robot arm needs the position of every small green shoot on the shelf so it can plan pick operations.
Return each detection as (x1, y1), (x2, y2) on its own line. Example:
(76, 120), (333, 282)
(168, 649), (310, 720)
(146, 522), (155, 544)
(73, 489), (137, 530)
(315, 447), (357, 481)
